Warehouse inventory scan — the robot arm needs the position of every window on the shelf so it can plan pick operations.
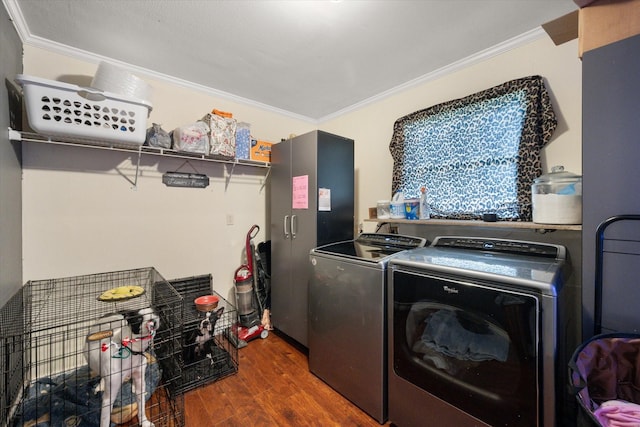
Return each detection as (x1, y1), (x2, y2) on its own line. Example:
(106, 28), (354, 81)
(389, 75), (557, 221)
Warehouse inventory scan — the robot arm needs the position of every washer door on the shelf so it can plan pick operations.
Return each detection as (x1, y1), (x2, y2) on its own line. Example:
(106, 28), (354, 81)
(391, 269), (540, 427)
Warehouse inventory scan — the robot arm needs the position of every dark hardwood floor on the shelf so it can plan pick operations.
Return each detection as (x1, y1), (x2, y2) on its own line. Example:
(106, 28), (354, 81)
(184, 331), (390, 426)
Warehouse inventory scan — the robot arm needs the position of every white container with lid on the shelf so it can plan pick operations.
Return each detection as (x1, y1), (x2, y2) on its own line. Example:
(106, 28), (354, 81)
(532, 165), (582, 224)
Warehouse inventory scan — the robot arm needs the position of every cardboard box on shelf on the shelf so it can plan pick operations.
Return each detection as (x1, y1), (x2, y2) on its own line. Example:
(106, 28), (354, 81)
(578, 0), (640, 57)
(250, 139), (272, 162)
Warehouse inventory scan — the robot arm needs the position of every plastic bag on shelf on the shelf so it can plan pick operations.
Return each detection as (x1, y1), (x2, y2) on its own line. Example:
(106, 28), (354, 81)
(172, 121), (209, 154)
(145, 123), (172, 148)
(201, 110), (236, 159)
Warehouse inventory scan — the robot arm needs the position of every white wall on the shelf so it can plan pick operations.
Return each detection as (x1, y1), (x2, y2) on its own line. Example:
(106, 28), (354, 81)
(21, 47), (315, 301)
(320, 35), (582, 232)
(20, 34), (581, 299)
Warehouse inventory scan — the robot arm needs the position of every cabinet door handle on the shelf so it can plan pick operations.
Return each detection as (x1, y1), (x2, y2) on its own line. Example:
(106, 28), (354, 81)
(291, 215), (297, 239)
(284, 215), (290, 239)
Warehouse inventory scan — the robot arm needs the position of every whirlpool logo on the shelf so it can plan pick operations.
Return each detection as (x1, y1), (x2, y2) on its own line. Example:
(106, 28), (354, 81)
(443, 285), (459, 294)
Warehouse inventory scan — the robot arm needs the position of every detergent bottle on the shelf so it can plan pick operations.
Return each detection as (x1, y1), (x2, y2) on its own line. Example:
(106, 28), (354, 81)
(419, 187), (430, 219)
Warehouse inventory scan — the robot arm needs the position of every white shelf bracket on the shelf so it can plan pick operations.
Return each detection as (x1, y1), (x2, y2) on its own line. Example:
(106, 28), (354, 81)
(224, 162), (238, 191)
(132, 145), (142, 190)
(259, 166), (271, 193)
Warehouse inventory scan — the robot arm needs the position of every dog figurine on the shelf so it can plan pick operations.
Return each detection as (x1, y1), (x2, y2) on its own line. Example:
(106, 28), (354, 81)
(85, 307), (160, 427)
(184, 307), (224, 365)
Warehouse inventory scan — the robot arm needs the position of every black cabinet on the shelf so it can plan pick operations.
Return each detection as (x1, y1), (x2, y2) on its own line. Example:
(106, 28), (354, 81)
(270, 130), (354, 346)
(582, 33), (640, 338)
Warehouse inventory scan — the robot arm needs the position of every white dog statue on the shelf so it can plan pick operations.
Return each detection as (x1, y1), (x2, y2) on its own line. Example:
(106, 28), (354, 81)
(85, 307), (160, 427)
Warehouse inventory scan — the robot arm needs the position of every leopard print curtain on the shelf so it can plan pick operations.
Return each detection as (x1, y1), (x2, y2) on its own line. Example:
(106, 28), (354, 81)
(389, 75), (557, 221)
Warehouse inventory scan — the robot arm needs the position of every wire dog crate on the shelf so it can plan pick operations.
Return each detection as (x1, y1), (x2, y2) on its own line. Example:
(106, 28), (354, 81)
(165, 275), (238, 395)
(0, 267), (185, 427)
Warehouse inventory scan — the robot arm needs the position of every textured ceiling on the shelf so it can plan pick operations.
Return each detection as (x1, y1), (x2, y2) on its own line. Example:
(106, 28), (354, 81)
(6, 0), (578, 121)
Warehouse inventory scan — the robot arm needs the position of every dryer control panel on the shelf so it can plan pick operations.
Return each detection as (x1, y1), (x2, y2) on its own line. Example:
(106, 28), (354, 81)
(432, 236), (565, 259)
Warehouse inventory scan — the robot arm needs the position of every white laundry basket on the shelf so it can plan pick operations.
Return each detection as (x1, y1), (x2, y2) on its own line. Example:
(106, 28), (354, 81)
(16, 74), (152, 145)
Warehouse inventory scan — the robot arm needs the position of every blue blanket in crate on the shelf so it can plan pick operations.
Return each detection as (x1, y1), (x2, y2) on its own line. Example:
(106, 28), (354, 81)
(12, 357), (160, 427)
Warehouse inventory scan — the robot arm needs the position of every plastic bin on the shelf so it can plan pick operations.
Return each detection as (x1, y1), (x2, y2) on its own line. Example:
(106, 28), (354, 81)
(16, 74), (152, 145)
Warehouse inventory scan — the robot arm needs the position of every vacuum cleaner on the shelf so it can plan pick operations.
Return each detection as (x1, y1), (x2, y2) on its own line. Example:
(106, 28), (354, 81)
(232, 225), (270, 347)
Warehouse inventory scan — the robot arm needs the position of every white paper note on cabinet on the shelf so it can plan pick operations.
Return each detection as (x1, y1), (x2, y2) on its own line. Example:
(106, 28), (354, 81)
(318, 188), (331, 211)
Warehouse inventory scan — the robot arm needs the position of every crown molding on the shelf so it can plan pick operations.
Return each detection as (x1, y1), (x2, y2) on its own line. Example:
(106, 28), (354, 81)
(318, 27), (547, 123)
(29, 35), (318, 124)
(3, 0), (316, 124)
(3, 0), (28, 43)
(5, 0), (547, 125)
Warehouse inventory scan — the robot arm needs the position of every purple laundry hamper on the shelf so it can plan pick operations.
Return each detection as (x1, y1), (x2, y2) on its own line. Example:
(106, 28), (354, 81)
(568, 215), (640, 427)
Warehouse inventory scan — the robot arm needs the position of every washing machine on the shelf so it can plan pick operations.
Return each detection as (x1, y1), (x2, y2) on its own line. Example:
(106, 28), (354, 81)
(308, 233), (427, 424)
(387, 236), (568, 427)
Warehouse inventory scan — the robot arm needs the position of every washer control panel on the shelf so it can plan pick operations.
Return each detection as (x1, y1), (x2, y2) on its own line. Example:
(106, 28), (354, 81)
(357, 233), (427, 250)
